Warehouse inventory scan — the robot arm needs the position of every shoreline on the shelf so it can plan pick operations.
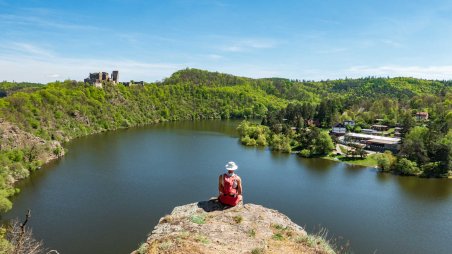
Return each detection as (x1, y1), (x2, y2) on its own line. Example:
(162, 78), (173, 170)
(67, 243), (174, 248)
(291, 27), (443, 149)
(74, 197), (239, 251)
(3, 118), (449, 214)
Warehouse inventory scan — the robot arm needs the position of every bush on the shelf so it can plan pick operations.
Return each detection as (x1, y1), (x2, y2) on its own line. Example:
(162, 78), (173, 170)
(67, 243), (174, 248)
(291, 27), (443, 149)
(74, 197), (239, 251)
(237, 121), (270, 143)
(299, 149), (311, 158)
(271, 133), (292, 153)
(240, 135), (257, 146)
(375, 151), (397, 172)
(312, 132), (334, 155)
(421, 162), (442, 177)
(354, 126), (362, 133)
(0, 192), (13, 213)
(256, 134), (268, 146)
(394, 158), (421, 176)
(10, 163), (30, 180)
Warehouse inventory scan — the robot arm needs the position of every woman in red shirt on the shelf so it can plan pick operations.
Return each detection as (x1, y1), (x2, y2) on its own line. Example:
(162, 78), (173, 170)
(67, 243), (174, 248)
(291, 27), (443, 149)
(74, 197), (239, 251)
(218, 161), (243, 206)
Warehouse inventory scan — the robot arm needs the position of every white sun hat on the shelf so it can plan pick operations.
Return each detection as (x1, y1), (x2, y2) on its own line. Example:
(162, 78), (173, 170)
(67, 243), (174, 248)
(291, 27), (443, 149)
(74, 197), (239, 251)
(225, 161), (238, 171)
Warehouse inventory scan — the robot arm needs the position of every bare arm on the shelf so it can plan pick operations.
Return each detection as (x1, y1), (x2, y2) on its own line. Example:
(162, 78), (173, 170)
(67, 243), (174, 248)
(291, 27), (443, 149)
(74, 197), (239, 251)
(218, 174), (223, 194)
(237, 176), (242, 195)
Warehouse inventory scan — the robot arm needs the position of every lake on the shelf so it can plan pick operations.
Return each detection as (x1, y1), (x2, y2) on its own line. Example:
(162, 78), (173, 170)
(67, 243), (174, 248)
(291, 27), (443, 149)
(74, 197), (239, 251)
(2, 120), (452, 253)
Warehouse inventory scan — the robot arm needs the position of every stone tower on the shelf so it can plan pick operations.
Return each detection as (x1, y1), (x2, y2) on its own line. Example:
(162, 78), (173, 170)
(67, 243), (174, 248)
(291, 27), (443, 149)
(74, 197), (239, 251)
(112, 70), (119, 83)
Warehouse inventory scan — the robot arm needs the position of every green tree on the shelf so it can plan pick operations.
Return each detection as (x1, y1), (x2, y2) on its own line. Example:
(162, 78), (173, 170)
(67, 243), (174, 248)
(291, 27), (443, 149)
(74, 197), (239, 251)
(270, 133), (292, 152)
(400, 126), (429, 165)
(394, 158), (421, 176)
(375, 151), (397, 172)
(312, 132), (335, 155)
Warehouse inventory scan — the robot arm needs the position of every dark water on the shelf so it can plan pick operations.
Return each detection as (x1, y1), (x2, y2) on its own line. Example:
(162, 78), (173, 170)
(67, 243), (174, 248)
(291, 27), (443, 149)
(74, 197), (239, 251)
(2, 120), (452, 254)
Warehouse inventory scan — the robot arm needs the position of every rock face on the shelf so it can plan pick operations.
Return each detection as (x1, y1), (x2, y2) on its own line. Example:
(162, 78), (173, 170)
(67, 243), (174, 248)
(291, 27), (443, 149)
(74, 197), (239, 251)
(134, 199), (335, 254)
(0, 119), (64, 164)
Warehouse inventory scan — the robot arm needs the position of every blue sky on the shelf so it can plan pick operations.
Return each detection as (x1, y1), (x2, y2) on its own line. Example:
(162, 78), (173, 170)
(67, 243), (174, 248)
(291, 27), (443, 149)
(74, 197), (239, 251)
(1, 0), (452, 83)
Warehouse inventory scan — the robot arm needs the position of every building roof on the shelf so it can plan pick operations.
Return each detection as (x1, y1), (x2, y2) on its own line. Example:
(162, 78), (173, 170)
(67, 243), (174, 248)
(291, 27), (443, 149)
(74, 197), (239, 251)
(367, 139), (400, 145)
(371, 124), (388, 128)
(416, 112), (428, 116)
(362, 129), (379, 133)
(333, 123), (345, 128)
(345, 132), (401, 143)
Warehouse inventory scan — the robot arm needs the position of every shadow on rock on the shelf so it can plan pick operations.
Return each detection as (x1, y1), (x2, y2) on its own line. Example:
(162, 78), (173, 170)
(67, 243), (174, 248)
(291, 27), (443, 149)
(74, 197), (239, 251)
(197, 198), (230, 212)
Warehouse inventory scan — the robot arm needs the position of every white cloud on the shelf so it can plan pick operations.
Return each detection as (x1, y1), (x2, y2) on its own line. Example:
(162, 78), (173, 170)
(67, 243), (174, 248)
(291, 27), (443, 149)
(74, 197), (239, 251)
(316, 47), (348, 54)
(0, 13), (98, 31)
(348, 65), (452, 79)
(380, 39), (402, 48)
(6, 42), (55, 58)
(206, 54), (223, 60)
(0, 53), (182, 83)
(220, 39), (278, 52)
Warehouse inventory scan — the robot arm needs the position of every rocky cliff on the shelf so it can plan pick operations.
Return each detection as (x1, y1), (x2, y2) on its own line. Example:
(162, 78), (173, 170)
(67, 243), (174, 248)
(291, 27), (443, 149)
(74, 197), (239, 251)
(0, 119), (64, 180)
(133, 199), (335, 254)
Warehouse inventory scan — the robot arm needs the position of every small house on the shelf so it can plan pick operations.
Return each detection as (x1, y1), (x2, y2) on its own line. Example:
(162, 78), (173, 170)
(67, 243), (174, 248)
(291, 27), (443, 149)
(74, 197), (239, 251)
(331, 123), (346, 135)
(415, 112), (429, 121)
(371, 124), (389, 132)
(343, 120), (355, 127)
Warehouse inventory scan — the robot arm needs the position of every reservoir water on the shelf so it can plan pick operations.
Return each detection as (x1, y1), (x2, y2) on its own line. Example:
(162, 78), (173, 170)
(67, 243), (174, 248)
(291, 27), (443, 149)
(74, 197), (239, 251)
(2, 120), (452, 253)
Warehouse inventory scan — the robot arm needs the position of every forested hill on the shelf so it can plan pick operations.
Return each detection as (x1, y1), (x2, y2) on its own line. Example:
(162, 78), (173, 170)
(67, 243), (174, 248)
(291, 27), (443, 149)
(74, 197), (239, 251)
(162, 68), (451, 103)
(0, 81), (43, 98)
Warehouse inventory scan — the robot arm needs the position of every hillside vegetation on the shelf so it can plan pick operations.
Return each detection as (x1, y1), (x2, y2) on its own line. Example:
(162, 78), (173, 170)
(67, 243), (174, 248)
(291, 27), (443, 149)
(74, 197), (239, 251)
(0, 68), (451, 213)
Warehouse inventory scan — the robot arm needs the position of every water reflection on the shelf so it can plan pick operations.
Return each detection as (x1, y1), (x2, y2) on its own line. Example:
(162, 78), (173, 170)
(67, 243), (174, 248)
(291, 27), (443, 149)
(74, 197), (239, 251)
(269, 150), (291, 161)
(151, 119), (244, 137)
(395, 176), (452, 200)
(296, 157), (336, 174)
(375, 171), (392, 183)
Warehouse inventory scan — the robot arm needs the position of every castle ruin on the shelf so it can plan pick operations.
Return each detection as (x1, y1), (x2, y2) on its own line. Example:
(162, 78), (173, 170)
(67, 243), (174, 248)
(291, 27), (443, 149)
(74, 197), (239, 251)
(84, 70), (119, 87)
(83, 70), (144, 87)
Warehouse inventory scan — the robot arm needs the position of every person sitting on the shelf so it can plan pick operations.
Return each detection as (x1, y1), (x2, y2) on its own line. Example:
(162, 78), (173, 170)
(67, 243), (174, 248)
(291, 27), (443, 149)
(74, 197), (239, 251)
(218, 161), (242, 206)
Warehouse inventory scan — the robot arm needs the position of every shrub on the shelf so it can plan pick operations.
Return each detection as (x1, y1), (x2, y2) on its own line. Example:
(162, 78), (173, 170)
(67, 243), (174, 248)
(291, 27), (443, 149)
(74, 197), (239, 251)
(299, 149), (311, 158)
(240, 135), (257, 146)
(10, 163), (30, 180)
(256, 134), (268, 146)
(421, 162), (442, 177)
(375, 151), (397, 172)
(271, 133), (292, 153)
(394, 158), (421, 176)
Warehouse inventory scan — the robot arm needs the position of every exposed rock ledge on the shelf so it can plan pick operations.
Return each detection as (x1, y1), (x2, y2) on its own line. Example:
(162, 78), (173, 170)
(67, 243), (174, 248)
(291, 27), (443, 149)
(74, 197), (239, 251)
(133, 199), (335, 254)
(0, 119), (64, 164)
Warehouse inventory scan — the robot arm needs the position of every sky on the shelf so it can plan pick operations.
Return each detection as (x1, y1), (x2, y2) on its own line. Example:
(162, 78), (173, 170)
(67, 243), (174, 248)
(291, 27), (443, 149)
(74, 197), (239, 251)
(1, 0), (452, 83)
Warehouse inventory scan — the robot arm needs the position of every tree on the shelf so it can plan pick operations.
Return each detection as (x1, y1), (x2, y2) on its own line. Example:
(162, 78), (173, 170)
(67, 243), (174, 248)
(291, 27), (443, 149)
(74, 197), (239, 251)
(394, 158), (420, 176)
(399, 110), (415, 137)
(375, 151), (397, 172)
(270, 133), (292, 153)
(399, 126), (429, 165)
(312, 132), (335, 156)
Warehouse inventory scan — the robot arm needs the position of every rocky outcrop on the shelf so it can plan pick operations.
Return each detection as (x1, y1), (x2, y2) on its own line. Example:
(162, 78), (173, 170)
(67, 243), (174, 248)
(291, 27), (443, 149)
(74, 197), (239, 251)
(133, 199), (335, 254)
(0, 119), (64, 170)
